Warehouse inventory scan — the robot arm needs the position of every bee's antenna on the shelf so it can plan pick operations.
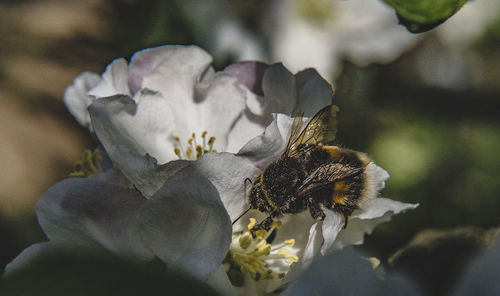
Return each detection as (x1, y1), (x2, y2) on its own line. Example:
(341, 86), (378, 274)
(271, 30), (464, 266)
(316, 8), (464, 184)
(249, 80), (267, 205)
(232, 207), (251, 225)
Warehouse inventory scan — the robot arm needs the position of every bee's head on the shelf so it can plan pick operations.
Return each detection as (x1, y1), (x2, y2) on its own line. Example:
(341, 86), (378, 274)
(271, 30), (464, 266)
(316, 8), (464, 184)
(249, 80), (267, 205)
(249, 179), (273, 212)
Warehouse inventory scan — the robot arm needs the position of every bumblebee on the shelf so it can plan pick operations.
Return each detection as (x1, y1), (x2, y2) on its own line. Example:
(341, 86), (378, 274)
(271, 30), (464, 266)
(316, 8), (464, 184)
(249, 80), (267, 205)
(248, 105), (374, 230)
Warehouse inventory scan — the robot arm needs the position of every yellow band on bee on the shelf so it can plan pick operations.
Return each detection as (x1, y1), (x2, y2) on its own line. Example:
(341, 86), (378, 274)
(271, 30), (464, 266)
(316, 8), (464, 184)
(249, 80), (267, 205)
(323, 145), (341, 160)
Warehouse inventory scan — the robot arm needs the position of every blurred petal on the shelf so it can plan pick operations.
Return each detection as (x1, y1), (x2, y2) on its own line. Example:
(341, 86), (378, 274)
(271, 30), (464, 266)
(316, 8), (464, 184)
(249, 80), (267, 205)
(207, 265), (235, 296)
(63, 72), (101, 127)
(88, 58), (131, 97)
(137, 177), (232, 280)
(282, 247), (420, 296)
(36, 174), (153, 262)
(333, 198), (419, 250)
(3, 242), (57, 276)
(2, 248), (220, 296)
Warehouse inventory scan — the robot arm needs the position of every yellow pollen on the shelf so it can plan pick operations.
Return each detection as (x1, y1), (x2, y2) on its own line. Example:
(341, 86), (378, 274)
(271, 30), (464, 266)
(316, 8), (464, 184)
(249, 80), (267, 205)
(271, 221), (282, 229)
(255, 229), (267, 239)
(284, 239), (295, 247)
(248, 218), (257, 230)
(172, 131), (217, 160)
(227, 218), (299, 282)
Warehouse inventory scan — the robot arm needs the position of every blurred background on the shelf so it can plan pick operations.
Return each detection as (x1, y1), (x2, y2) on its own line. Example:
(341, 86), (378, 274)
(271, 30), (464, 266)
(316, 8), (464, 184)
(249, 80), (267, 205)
(0, 0), (499, 295)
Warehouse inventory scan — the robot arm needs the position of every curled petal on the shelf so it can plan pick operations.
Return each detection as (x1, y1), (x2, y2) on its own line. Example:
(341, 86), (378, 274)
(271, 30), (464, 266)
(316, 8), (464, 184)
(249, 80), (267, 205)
(89, 91), (175, 165)
(63, 72), (101, 127)
(88, 58), (131, 97)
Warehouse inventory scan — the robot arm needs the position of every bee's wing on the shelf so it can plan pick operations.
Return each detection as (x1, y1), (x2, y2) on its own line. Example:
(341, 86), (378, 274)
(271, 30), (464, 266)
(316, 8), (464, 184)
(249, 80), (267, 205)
(285, 105), (340, 156)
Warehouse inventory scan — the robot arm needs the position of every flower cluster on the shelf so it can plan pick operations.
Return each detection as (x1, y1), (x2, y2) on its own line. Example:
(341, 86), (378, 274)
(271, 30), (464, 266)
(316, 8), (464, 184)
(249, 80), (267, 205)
(4, 45), (417, 295)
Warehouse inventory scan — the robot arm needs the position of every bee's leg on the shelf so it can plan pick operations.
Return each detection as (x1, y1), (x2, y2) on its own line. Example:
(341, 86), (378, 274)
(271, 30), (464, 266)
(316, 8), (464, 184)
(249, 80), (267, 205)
(252, 216), (274, 232)
(307, 199), (325, 221)
(342, 214), (349, 229)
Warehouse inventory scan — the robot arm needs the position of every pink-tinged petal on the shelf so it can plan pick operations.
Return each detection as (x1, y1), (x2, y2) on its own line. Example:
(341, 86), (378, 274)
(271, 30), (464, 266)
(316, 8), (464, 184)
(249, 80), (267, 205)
(224, 61), (269, 96)
(128, 45), (208, 94)
(130, 45), (247, 153)
(36, 174), (153, 262)
(63, 72), (101, 127)
(88, 58), (131, 97)
(137, 177), (232, 280)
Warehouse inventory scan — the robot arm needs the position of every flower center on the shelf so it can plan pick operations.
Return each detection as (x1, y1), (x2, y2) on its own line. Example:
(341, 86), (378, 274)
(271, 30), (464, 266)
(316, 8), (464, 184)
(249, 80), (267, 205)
(70, 149), (102, 178)
(173, 131), (217, 160)
(225, 218), (298, 284)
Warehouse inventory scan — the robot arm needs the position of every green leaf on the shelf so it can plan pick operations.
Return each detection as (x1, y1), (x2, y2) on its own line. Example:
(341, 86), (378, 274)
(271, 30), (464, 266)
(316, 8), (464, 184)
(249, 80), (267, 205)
(383, 0), (468, 33)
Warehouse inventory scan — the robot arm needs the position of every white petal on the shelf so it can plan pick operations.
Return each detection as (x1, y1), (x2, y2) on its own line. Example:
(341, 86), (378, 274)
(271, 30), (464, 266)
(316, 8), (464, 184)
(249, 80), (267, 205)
(128, 45), (210, 95)
(320, 207), (345, 255)
(237, 113), (294, 170)
(171, 152), (260, 222)
(137, 177), (232, 280)
(131, 45), (246, 152)
(63, 72), (101, 127)
(333, 198), (419, 250)
(88, 58), (131, 97)
(89, 90), (176, 165)
(36, 174), (153, 262)
(300, 222), (324, 269)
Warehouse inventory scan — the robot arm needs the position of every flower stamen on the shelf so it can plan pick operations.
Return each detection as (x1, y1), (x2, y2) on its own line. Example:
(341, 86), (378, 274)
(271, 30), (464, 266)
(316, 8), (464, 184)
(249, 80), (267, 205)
(173, 131), (217, 160)
(226, 218), (299, 282)
(69, 149), (102, 178)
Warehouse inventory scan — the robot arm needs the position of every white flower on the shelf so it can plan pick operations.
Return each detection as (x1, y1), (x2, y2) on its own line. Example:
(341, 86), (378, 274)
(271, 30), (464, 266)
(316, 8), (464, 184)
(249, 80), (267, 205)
(64, 45), (261, 164)
(8, 45), (417, 296)
(266, 0), (421, 79)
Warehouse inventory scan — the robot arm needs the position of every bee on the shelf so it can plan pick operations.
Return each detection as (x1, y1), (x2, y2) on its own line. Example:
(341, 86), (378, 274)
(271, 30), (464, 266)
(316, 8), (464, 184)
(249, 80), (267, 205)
(246, 105), (374, 230)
